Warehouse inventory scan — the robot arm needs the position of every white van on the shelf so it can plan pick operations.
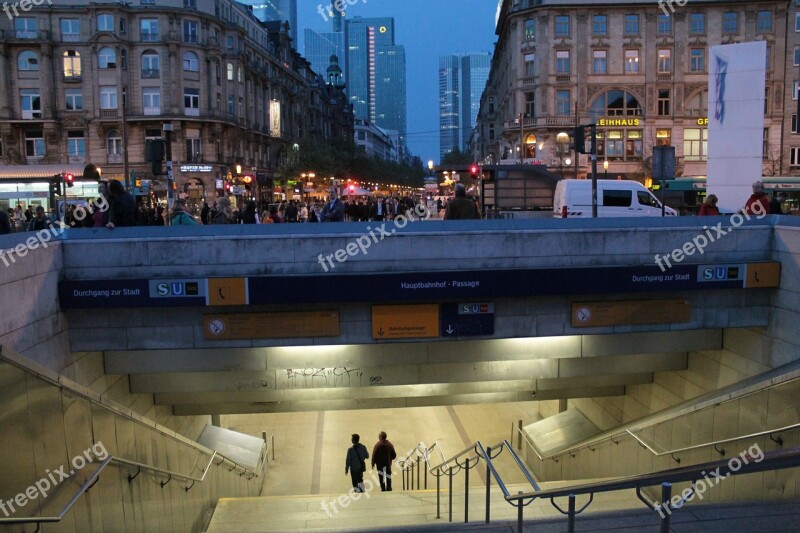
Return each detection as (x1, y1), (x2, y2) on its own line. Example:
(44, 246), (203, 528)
(553, 179), (677, 218)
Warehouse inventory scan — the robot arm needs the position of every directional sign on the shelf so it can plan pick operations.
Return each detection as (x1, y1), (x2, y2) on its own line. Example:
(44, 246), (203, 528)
(372, 304), (439, 340)
(571, 299), (690, 328)
(440, 303), (495, 337)
(203, 311), (339, 340)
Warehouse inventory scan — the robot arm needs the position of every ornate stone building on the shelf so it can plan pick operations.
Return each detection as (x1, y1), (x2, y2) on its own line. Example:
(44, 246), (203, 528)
(473, 0), (795, 180)
(0, 0), (352, 208)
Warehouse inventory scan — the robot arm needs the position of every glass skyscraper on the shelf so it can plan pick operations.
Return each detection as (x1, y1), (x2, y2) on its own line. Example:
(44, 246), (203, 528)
(305, 28), (346, 81)
(346, 17), (407, 147)
(439, 53), (490, 159)
(238, 0), (298, 43)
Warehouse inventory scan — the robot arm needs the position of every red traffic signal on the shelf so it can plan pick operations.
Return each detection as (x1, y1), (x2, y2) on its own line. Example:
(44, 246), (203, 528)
(349, 184), (355, 192)
(469, 165), (480, 175)
(64, 173), (75, 187)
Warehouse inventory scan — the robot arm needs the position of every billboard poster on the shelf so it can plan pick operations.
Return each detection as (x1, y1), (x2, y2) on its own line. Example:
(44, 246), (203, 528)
(269, 100), (281, 137)
(707, 41), (766, 213)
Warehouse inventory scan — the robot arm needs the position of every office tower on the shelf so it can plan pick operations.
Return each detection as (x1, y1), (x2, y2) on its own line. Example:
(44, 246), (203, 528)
(240, 0), (298, 43)
(346, 17), (407, 146)
(439, 53), (490, 160)
(304, 29), (346, 80)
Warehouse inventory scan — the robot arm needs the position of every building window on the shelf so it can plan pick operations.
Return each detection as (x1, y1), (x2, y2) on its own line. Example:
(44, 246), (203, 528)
(656, 129), (672, 146)
(763, 128), (770, 159)
(792, 147), (800, 167)
(97, 14), (114, 32)
(183, 51), (199, 72)
(657, 49), (671, 74)
(107, 130), (122, 155)
(793, 114), (798, 134)
(690, 49), (705, 72)
(183, 20), (198, 43)
(60, 19), (80, 41)
(658, 89), (670, 116)
(60, 51), (80, 81)
(524, 53), (535, 77)
(556, 50), (570, 74)
(554, 15), (569, 37)
(602, 130), (643, 161)
(795, 81), (799, 101)
(625, 50), (639, 74)
(98, 47), (116, 68)
(215, 61), (221, 85)
(757, 11), (773, 33)
(684, 128), (708, 161)
(657, 14), (671, 34)
(796, 13), (800, 32)
(184, 88), (200, 114)
(795, 47), (800, 66)
(524, 18), (535, 40)
(624, 14), (639, 36)
(237, 67), (242, 83)
(67, 131), (85, 157)
(722, 12), (738, 34)
(556, 90), (570, 116)
(593, 50), (607, 74)
(186, 137), (201, 160)
(15, 17), (37, 39)
(524, 92), (535, 118)
(690, 13), (705, 34)
(142, 87), (160, 113)
(227, 95), (234, 115)
(589, 90), (642, 118)
(100, 86), (118, 109)
(686, 89), (708, 117)
(65, 89), (83, 111)
(25, 131), (45, 157)
(18, 51), (39, 71)
(765, 87), (770, 115)
(184, 0), (196, 7)
(140, 18), (158, 41)
(20, 89), (41, 118)
(141, 50), (160, 78)
(593, 15), (607, 36)
(226, 62), (234, 81)
(226, 35), (235, 49)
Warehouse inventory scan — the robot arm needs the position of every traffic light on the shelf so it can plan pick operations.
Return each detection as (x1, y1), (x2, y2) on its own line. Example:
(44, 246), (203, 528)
(146, 140), (165, 175)
(64, 173), (75, 188)
(573, 127), (587, 154)
(349, 184), (356, 193)
(50, 176), (63, 196)
(469, 165), (480, 176)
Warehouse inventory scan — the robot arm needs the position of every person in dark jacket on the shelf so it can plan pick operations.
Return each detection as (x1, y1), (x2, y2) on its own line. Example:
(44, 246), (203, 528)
(444, 183), (481, 220)
(284, 200), (299, 222)
(321, 191), (346, 222)
(200, 202), (210, 225)
(345, 433), (370, 493)
(106, 180), (137, 228)
(28, 206), (50, 231)
(371, 431), (397, 491)
(0, 209), (12, 234)
(241, 200), (259, 224)
(209, 198), (233, 224)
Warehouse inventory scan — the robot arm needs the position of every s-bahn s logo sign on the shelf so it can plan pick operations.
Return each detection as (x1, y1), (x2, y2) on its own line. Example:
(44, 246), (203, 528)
(149, 279), (207, 299)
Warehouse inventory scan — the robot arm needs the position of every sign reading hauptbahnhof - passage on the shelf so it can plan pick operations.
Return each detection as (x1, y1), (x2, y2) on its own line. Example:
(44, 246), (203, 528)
(58, 262), (780, 309)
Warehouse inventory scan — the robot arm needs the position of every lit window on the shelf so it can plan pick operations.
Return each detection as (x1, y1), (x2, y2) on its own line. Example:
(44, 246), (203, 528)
(657, 49), (671, 74)
(593, 50), (607, 74)
(625, 50), (639, 74)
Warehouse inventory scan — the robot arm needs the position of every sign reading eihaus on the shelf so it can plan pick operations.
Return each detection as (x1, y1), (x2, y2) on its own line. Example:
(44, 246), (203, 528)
(597, 118), (640, 127)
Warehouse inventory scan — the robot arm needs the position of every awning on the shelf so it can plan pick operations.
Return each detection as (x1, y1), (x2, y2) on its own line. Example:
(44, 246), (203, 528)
(0, 164), (89, 181)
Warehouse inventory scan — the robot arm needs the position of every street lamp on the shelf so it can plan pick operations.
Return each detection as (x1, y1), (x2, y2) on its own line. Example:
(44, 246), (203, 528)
(556, 132), (570, 178)
(427, 160), (434, 176)
(603, 159), (609, 179)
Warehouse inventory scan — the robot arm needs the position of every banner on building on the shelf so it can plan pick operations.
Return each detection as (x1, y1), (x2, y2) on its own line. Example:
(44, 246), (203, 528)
(269, 101), (281, 137)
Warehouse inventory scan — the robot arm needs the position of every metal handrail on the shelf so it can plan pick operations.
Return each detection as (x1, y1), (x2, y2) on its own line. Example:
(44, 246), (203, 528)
(627, 422), (800, 457)
(500, 446), (800, 533)
(542, 368), (800, 461)
(428, 442), (481, 471)
(0, 348), (263, 480)
(510, 421), (544, 461)
(0, 456), (112, 526)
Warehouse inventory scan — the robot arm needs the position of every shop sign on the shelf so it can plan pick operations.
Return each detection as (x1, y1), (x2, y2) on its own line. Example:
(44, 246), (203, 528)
(180, 165), (213, 172)
(597, 118), (640, 127)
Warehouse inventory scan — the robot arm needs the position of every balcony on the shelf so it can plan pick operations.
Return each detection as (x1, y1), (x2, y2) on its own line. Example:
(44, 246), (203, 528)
(15, 30), (39, 39)
(64, 73), (81, 82)
(68, 155), (85, 164)
(61, 33), (80, 42)
(184, 108), (200, 117)
(520, 76), (536, 88)
(21, 110), (42, 120)
(143, 107), (161, 116)
(555, 75), (571, 83)
(26, 156), (44, 164)
(503, 116), (576, 130)
(107, 153), (122, 164)
(141, 69), (160, 79)
(99, 109), (118, 119)
(657, 73), (672, 82)
(183, 34), (198, 44)
(141, 32), (159, 42)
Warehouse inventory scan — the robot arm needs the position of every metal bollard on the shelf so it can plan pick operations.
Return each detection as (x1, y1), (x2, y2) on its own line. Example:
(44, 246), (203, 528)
(660, 482), (672, 533)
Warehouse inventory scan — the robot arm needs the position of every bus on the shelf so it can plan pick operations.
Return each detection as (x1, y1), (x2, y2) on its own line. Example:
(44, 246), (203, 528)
(654, 176), (800, 215)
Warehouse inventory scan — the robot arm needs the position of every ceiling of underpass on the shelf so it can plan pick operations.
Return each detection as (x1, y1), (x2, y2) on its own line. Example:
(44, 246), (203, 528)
(106, 330), (722, 414)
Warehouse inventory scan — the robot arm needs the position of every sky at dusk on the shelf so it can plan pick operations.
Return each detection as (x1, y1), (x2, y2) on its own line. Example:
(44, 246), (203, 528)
(297, 0), (500, 163)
